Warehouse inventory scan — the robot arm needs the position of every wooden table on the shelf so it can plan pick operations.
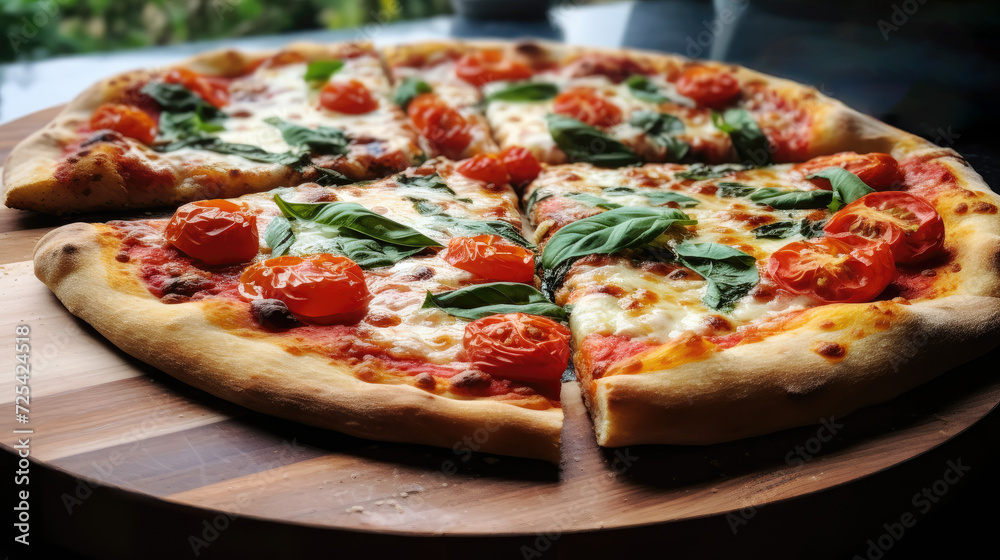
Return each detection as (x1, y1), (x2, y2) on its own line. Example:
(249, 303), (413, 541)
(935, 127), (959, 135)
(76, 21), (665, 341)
(2, 108), (1000, 559)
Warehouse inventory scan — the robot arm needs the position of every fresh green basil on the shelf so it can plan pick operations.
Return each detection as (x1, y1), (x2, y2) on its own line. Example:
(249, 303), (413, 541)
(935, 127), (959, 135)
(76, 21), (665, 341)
(313, 167), (352, 186)
(540, 258), (575, 301)
(546, 114), (641, 168)
(267, 195), (442, 267)
(407, 197), (447, 216)
(304, 60), (344, 83)
(675, 163), (749, 181)
(142, 82), (225, 117)
(485, 82), (558, 103)
(143, 81), (227, 150)
(264, 117), (350, 155)
(751, 219), (827, 239)
(625, 75), (673, 104)
(628, 110), (690, 162)
(674, 241), (759, 311)
(749, 188), (833, 210)
(393, 76), (432, 109)
(397, 174), (457, 196)
(807, 167), (876, 212)
(541, 207), (696, 268)
(433, 216), (534, 249)
(601, 186), (699, 208)
(716, 182), (757, 198)
(564, 193), (621, 209)
(422, 283), (565, 321)
(711, 108), (772, 167)
(525, 188), (554, 215)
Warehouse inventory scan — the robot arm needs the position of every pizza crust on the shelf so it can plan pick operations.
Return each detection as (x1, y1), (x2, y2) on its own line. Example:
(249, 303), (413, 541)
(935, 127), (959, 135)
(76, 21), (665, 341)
(33, 222), (562, 462)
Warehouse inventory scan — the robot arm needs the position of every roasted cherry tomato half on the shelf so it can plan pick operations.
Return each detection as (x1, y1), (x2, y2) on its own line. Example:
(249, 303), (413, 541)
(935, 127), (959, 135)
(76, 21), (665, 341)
(445, 235), (535, 283)
(767, 234), (896, 304)
(552, 87), (623, 128)
(675, 66), (740, 108)
(455, 49), (532, 86)
(239, 254), (371, 324)
(164, 200), (259, 265)
(407, 93), (472, 158)
(456, 154), (509, 185)
(89, 103), (158, 145)
(463, 313), (571, 384)
(500, 146), (542, 186)
(319, 80), (378, 114)
(795, 152), (903, 191)
(823, 191), (945, 264)
(163, 67), (231, 108)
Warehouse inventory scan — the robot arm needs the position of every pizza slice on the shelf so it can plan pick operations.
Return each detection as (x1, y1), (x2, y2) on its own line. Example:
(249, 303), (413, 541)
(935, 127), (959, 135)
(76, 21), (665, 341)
(525, 147), (1000, 447)
(33, 158), (566, 461)
(4, 41), (424, 214)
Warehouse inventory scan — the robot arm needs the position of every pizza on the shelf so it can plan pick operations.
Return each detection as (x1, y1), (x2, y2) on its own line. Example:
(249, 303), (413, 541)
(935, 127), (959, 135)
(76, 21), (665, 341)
(15, 39), (1000, 463)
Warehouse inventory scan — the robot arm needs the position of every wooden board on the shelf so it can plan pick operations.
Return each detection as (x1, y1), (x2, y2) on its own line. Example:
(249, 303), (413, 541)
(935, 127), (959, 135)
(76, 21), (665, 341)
(2, 107), (1000, 549)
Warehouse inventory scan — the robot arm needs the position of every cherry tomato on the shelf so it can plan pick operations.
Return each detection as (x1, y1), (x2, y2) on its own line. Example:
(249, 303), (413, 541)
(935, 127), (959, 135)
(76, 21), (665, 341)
(500, 146), (542, 185)
(407, 93), (472, 158)
(823, 191), (945, 264)
(456, 154), (509, 185)
(239, 254), (371, 324)
(675, 66), (740, 108)
(445, 235), (535, 283)
(767, 234), (896, 304)
(463, 313), (571, 384)
(319, 80), (378, 114)
(455, 50), (532, 86)
(552, 87), (623, 128)
(795, 152), (903, 191)
(164, 200), (259, 265)
(163, 68), (230, 108)
(90, 103), (158, 144)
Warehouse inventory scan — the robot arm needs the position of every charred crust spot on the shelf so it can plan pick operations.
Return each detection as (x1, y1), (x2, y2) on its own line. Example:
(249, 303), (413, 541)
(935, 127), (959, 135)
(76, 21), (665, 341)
(161, 274), (214, 297)
(251, 299), (302, 331)
(403, 265), (435, 281)
(115, 252), (130, 263)
(514, 42), (545, 58)
(816, 342), (847, 360)
(973, 202), (998, 214)
(81, 130), (126, 147)
(228, 169), (241, 177)
(90, 173), (103, 182)
(955, 203), (968, 214)
(819, 320), (836, 330)
(951, 263), (962, 273)
(450, 370), (492, 393)
(414, 372), (436, 391)
(62, 244), (79, 255)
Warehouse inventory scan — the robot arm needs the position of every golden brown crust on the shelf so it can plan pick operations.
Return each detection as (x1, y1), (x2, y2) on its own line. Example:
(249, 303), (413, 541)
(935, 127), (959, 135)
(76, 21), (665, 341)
(33, 222), (561, 462)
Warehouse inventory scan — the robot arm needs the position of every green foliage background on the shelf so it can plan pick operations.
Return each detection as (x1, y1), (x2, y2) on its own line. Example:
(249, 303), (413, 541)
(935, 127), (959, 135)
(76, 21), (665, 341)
(1, 0), (454, 63)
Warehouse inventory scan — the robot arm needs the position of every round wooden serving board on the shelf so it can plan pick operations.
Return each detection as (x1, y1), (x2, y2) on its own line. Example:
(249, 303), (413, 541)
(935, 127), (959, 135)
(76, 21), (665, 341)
(2, 107), (1000, 558)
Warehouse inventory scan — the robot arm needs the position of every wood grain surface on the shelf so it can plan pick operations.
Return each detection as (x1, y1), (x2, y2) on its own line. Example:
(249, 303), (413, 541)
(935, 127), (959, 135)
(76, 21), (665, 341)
(2, 107), (1000, 557)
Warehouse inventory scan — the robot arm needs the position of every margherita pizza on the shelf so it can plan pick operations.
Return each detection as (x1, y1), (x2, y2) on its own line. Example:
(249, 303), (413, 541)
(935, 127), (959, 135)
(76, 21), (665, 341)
(11, 39), (1000, 462)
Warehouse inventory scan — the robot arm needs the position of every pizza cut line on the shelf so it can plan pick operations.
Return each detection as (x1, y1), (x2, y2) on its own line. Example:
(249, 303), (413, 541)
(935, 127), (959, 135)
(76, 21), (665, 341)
(14, 39), (1000, 462)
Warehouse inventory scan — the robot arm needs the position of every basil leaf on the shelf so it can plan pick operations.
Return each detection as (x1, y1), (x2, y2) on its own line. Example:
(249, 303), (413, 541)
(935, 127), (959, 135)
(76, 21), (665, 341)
(144, 82), (227, 149)
(275, 196), (442, 249)
(599, 186), (698, 208)
(752, 219), (827, 239)
(629, 110), (690, 162)
(546, 114), (641, 168)
(541, 207), (696, 268)
(407, 197), (447, 216)
(485, 82), (559, 103)
(434, 216), (534, 249)
(564, 193), (621, 209)
(749, 188), (833, 210)
(807, 167), (876, 212)
(525, 188), (554, 215)
(711, 108), (772, 167)
(422, 283), (565, 321)
(601, 186), (635, 195)
(265, 117), (350, 155)
(716, 182), (757, 198)
(264, 216), (295, 257)
(334, 230), (427, 268)
(540, 258), (575, 301)
(675, 163), (749, 181)
(312, 167), (352, 186)
(201, 142), (310, 166)
(393, 76), (432, 110)
(625, 75), (673, 104)
(397, 174), (457, 196)
(674, 242), (759, 311)
(304, 60), (344, 83)
(142, 82), (225, 118)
